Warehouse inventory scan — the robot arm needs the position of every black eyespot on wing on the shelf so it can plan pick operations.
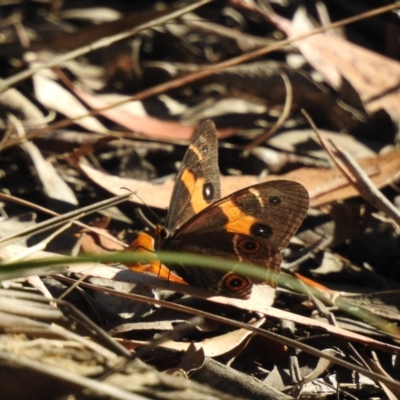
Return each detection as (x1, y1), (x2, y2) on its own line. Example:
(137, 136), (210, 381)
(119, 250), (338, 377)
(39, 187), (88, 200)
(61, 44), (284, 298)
(224, 274), (248, 289)
(237, 239), (261, 254)
(219, 273), (252, 299)
(203, 182), (214, 201)
(269, 196), (281, 205)
(251, 223), (273, 239)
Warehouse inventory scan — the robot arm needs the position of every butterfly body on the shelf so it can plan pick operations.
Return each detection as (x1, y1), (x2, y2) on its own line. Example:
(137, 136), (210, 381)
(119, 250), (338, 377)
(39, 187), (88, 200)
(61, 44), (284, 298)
(155, 120), (309, 299)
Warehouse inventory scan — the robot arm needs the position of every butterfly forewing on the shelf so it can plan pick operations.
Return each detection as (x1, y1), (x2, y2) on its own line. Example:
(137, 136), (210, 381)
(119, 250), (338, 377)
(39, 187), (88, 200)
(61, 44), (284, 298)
(164, 120), (221, 232)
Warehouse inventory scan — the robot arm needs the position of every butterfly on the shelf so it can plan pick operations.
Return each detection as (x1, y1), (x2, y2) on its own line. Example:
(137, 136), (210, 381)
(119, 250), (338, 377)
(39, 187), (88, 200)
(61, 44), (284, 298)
(154, 120), (309, 299)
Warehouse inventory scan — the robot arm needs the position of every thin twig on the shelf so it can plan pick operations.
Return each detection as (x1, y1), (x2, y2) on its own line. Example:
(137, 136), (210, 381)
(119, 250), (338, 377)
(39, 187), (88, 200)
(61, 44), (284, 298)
(329, 142), (400, 228)
(244, 72), (293, 152)
(0, 193), (132, 247)
(302, 109), (400, 228)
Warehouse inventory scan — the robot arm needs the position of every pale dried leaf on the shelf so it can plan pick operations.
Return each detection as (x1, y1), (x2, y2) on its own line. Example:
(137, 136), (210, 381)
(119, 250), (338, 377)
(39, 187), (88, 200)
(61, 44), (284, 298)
(73, 88), (197, 139)
(21, 141), (78, 206)
(33, 72), (108, 133)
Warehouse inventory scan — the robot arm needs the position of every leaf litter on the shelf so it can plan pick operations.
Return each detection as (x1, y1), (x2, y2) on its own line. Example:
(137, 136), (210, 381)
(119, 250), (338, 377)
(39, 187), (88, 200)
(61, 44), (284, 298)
(0, 1), (400, 399)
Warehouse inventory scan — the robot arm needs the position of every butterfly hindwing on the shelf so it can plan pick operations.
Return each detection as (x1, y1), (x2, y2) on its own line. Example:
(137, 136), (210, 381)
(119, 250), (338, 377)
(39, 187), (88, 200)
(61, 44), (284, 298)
(164, 180), (309, 295)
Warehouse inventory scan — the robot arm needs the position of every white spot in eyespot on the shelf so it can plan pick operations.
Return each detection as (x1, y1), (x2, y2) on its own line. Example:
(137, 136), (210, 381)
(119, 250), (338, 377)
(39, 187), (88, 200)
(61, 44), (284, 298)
(203, 183), (214, 201)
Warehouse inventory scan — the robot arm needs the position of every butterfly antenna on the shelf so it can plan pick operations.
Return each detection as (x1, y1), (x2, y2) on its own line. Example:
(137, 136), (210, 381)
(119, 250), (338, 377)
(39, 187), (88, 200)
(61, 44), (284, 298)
(135, 208), (156, 230)
(127, 191), (161, 230)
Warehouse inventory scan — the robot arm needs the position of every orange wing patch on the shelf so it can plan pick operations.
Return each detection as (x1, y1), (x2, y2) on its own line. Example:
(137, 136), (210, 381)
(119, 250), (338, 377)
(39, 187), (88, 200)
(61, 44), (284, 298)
(127, 232), (187, 284)
(181, 168), (209, 214)
(219, 200), (257, 235)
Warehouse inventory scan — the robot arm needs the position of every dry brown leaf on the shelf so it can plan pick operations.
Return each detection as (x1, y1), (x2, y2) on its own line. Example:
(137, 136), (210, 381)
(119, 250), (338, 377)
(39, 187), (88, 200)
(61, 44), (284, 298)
(267, 129), (376, 160)
(73, 87), (238, 140)
(269, 9), (400, 122)
(285, 148), (400, 207)
(125, 318), (265, 358)
(79, 161), (175, 209)
(78, 147), (400, 210)
(178, 343), (205, 374)
(77, 159), (266, 208)
(74, 217), (132, 253)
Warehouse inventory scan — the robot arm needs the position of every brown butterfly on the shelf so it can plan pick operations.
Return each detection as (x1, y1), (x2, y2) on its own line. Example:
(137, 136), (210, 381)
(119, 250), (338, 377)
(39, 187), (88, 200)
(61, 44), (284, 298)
(155, 120), (309, 299)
